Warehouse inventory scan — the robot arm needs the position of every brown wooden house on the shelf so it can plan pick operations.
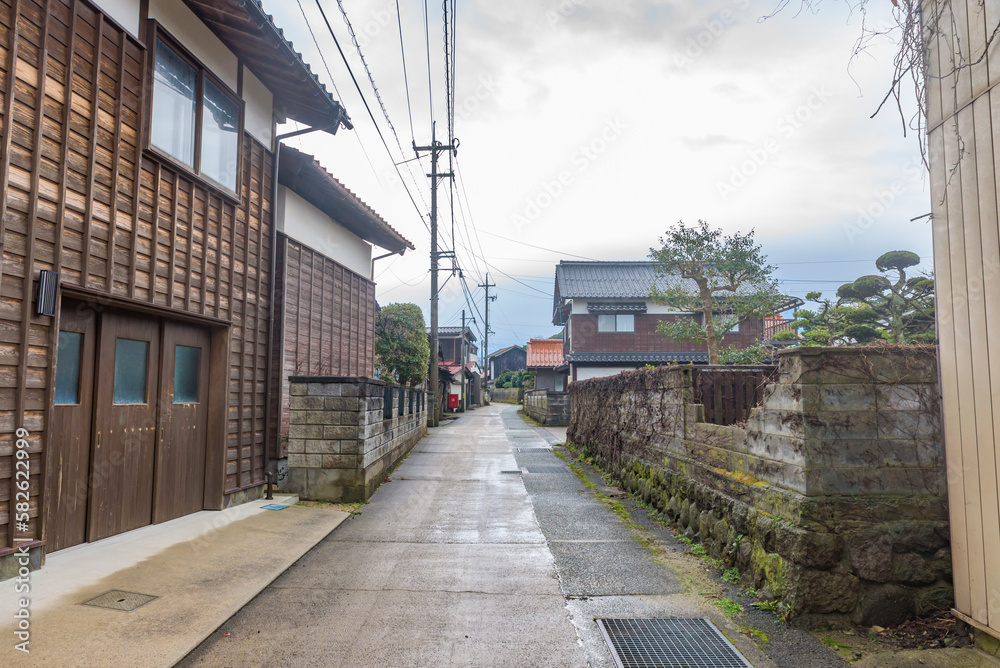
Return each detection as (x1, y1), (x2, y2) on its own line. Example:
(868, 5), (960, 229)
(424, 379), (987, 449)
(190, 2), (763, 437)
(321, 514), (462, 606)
(0, 0), (352, 573)
(269, 145), (413, 461)
(552, 261), (801, 382)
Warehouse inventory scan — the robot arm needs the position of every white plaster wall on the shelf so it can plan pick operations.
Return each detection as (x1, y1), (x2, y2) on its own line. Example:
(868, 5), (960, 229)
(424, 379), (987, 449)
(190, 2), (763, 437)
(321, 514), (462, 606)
(148, 0), (239, 91)
(90, 0), (140, 36)
(242, 69), (273, 147)
(277, 186), (373, 279)
(575, 366), (635, 382)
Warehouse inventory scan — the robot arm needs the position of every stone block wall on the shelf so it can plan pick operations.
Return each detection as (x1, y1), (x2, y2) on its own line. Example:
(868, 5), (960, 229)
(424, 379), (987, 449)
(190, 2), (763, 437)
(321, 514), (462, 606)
(286, 377), (428, 502)
(568, 346), (951, 628)
(490, 387), (522, 404)
(524, 389), (571, 426)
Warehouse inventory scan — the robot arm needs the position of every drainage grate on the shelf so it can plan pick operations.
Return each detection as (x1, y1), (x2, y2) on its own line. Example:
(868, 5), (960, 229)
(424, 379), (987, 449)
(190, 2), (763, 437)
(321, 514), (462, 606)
(525, 466), (572, 474)
(516, 448), (552, 453)
(500, 470), (523, 475)
(80, 590), (159, 613)
(597, 618), (753, 668)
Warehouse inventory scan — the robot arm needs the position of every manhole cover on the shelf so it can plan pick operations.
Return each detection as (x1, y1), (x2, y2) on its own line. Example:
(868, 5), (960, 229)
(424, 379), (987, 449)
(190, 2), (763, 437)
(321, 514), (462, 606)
(525, 466), (571, 474)
(500, 470), (523, 475)
(597, 618), (753, 668)
(516, 448), (552, 453)
(80, 590), (159, 612)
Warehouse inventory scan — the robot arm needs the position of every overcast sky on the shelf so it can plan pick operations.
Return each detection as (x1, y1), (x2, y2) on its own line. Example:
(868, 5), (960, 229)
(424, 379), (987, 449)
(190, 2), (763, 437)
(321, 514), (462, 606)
(263, 0), (933, 354)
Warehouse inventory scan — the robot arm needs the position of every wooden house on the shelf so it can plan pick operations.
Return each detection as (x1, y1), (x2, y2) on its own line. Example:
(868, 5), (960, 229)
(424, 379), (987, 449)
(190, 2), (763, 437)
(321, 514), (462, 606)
(552, 261), (799, 382)
(434, 326), (481, 409)
(487, 344), (526, 382)
(270, 145), (413, 459)
(0, 0), (351, 573)
(525, 338), (567, 391)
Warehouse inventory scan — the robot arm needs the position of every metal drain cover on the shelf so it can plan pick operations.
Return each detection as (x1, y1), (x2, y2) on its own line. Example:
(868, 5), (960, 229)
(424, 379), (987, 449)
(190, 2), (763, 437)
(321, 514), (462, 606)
(516, 448), (552, 453)
(597, 618), (753, 668)
(80, 589), (159, 612)
(500, 470), (523, 475)
(525, 466), (571, 474)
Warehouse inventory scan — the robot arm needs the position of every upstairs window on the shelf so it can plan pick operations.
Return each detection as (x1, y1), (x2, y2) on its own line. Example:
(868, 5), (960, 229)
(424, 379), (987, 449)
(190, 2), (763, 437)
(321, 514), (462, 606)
(150, 32), (243, 194)
(597, 314), (635, 333)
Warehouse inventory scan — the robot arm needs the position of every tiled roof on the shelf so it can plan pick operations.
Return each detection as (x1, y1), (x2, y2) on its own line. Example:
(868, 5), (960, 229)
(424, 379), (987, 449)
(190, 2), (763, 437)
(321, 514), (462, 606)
(434, 327), (477, 342)
(565, 352), (709, 364)
(526, 339), (564, 368)
(279, 146), (414, 253)
(555, 261), (686, 300)
(489, 345), (525, 359)
(553, 261), (802, 324)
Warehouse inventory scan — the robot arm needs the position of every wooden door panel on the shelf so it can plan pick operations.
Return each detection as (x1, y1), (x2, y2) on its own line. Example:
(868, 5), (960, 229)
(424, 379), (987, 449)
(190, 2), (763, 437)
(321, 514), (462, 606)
(154, 322), (210, 523)
(46, 302), (97, 552)
(88, 311), (160, 542)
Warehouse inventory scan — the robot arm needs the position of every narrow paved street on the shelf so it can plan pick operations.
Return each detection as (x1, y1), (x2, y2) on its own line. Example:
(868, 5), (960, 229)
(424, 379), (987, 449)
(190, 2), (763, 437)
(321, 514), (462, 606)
(180, 404), (777, 667)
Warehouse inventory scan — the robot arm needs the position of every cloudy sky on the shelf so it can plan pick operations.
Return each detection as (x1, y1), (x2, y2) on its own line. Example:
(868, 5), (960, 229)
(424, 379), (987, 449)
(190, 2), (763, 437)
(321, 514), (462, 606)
(262, 0), (933, 354)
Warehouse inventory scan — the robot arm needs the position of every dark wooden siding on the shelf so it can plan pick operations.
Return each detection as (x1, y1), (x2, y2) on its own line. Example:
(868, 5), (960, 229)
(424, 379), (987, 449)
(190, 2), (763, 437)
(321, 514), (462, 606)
(490, 347), (526, 377)
(0, 0), (273, 551)
(276, 234), (375, 442)
(568, 313), (764, 354)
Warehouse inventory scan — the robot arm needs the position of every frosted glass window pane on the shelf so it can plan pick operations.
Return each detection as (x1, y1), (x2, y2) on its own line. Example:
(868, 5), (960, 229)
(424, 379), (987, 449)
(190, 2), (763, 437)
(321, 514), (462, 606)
(151, 39), (197, 167)
(113, 338), (149, 405)
(597, 315), (615, 332)
(616, 314), (635, 332)
(174, 345), (201, 404)
(55, 331), (83, 405)
(201, 79), (240, 191)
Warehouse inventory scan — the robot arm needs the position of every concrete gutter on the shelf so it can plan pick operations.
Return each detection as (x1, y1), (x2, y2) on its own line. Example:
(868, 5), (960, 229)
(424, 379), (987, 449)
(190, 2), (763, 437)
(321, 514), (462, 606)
(1, 495), (349, 667)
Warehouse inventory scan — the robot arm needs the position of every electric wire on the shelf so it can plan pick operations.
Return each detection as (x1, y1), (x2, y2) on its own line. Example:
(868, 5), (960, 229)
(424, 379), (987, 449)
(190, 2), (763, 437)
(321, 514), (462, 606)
(330, 0), (432, 230)
(294, 0), (381, 187)
(313, 0), (431, 234)
(395, 0), (416, 143)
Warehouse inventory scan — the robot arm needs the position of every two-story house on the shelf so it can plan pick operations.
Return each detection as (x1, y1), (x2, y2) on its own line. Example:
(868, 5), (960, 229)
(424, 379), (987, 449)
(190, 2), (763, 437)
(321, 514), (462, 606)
(0, 0), (352, 574)
(270, 145), (413, 480)
(552, 261), (798, 382)
(435, 326), (481, 409)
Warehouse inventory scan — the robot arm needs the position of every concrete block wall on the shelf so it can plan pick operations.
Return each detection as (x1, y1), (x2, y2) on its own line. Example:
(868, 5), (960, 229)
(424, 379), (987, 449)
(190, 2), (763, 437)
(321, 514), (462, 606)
(568, 346), (950, 628)
(524, 389), (570, 426)
(286, 377), (428, 502)
(489, 387), (522, 404)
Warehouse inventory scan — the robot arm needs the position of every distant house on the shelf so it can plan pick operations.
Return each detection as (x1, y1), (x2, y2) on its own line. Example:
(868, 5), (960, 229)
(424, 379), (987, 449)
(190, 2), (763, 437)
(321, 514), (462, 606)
(270, 145), (414, 460)
(434, 326), (482, 409)
(526, 339), (568, 391)
(552, 261), (800, 382)
(488, 345), (527, 382)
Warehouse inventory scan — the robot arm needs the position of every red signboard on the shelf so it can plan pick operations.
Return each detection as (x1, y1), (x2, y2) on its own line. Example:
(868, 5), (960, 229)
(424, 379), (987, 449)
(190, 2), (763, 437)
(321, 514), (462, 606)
(448, 394), (460, 409)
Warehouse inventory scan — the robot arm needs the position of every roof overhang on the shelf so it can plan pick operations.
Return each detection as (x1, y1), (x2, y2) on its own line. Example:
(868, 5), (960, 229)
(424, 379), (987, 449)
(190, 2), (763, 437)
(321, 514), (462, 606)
(279, 146), (414, 254)
(183, 0), (352, 134)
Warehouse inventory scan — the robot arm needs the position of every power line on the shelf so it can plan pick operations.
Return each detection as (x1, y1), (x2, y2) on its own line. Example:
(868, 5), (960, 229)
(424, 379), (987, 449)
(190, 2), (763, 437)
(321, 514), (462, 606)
(295, 0), (381, 187)
(313, 0), (431, 234)
(475, 228), (599, 261)
(422, 0), (433, 123)
(394, 0), (416, 142)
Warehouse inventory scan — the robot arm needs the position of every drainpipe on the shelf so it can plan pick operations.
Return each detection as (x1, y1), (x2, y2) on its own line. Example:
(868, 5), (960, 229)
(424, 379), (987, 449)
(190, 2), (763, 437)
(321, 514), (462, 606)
(263, 120), (343, 498)
(371, 250), (400, 281)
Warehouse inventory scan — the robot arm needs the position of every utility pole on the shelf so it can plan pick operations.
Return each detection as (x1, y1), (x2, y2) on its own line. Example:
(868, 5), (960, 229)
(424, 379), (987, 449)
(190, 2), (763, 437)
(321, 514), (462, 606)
(478, 274), (496, 387)
(461, 309), (467, 411)
(414, 123), (457, 428)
